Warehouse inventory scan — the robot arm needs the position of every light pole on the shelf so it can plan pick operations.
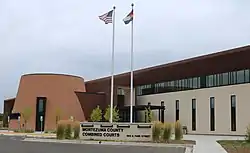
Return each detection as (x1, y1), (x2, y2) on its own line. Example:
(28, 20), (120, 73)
(40, 116), (43, 134)
(18, 116), (21, 131)
(7, 116), (10, 132)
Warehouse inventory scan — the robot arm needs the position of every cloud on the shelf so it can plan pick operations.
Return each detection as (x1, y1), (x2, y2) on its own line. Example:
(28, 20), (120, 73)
(0, 0), (250, 112)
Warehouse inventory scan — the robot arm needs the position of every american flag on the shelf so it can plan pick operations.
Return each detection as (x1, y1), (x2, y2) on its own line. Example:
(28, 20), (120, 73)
(99, 10), (113, 24)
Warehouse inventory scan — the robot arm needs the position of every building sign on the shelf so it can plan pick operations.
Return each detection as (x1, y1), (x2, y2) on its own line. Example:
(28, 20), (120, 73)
(80, 122), (152, 142)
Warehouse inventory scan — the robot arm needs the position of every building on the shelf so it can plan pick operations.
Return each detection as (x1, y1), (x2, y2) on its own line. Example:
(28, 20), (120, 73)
(3, 45), (250, 135)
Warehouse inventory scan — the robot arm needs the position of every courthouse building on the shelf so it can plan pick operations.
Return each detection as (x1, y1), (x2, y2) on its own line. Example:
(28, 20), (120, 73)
(3, 45), (250, 135)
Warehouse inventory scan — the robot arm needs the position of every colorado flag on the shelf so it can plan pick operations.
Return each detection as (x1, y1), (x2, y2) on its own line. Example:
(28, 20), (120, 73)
(123, 10), (133, 24)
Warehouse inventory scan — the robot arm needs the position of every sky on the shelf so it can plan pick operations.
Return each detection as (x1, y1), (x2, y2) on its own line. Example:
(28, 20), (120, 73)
(0, 0), (250, 112)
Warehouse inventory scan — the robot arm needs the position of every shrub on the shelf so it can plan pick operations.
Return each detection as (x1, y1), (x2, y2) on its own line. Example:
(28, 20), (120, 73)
(56, 123), (65, 139)
(174, 120), (183, 140)
(245, 124), (250, 142)
(90, 105), (102, 122)
(152, 121), (162, 142)
(73, 121), (80, 139)
(163, 123), (172, 142)
(64, 123), (72, 139)
(104, 105), (119, 122)
(56, 120), (80, 140)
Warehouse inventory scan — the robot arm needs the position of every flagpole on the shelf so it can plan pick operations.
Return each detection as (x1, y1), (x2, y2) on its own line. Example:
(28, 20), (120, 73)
(110, 6), (116, 123)
(130, 3), (134, 124)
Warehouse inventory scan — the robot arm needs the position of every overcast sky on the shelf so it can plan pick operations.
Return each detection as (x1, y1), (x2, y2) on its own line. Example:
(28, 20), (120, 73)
(0, 0), (250, 112)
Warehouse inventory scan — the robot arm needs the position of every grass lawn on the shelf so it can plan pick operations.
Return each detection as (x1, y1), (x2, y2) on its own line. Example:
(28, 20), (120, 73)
(217, 140), (250, 153)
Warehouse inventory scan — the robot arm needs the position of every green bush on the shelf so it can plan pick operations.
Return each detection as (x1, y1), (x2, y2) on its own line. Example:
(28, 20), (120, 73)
(245, 124), (250, 142)
(64, 123), (72, 139)
(163, 123), (172, 142)
(152, 121), (162, 142)
(56, 123), (65, 139)
(174, 120), (183, 140)
(56, 120), (80, 140)
(90, 105), (102, 122)
(104, 105), (119, 122)
(73, 121), (80, 139)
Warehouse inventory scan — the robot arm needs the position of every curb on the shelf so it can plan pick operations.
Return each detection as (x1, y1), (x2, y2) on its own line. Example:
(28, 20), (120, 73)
(0, 133), (56, 139)
(23, 138), (194, 149)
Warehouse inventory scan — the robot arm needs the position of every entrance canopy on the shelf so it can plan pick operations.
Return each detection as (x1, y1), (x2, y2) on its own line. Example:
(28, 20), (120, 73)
(118, 105), (165, 123)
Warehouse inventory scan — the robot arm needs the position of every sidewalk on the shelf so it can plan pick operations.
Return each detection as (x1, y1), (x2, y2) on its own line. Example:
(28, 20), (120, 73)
(0, 131), (56, 138)
(184, 135), (245, 153)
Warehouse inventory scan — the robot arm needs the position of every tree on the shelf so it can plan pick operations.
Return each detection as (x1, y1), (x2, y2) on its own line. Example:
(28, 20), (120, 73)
(104, 105), (119, 122)
(90, 105), (102, 122)
(145, 107), (153, 123)
(21, 107), (32, 130)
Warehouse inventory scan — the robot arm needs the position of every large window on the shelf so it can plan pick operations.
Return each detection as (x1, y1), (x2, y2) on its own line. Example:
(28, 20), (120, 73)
(231, 95), (236, 131)
(245, 69), (250, 83)
(210, 97), (215, 131)
(176, 100), (179, 121)
(192, 99), (196, 131)
(136, 69), (250, 96)
(237, 70), (245, 83)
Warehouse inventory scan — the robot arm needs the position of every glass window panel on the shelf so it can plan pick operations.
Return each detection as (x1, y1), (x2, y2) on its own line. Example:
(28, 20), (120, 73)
(222, 73), (229, 85)
(170, 81), (174, 87)
(192, 99), (196, 109)
(178, 80), (182, 89)
(197, 77), (201, 88)
(237, 70), (245, 83)
(193, 78), (198, 88)
(208, 75), (213, 87)
(189, 78), (193, 89)
(217, 74), (222, 86)
(184, 79), (188, 88)
(213, 74), (217, 86)
(230, 72), (237, 84)
(181, 79), (185, 88)
(210, 97), (215, 108)
(245, 69), (250, 83)
(231, 95), (236, 108)
(176, 100), (179, 110)
(38, 99), (44, 113)
(206, 76), (209, 87)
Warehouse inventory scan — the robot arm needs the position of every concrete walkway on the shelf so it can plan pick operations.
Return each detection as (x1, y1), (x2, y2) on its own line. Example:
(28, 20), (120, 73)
(0, 131), (56, 138)
(184, 135), (245, 153)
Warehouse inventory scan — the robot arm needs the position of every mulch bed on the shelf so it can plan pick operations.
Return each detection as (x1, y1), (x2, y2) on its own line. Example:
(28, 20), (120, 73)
(217, 140), (250, 153)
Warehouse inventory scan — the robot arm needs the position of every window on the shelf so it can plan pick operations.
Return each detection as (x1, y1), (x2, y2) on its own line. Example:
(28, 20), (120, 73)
(245, 69), (250, 83)
(222, 72), (229, 85)
(210, 97), (215, 131)
(193, 78), (198, 88)
(231, 95), (236, 131)
(237, 70), (245, 83)
(136, 69), (249, 96)
(230, 72), (237, 84)
(188, 78), (193, 89)
(38, 99), (44, 113)
(208, 75), (213, 87)
(192, 99), (196, 131)
(176, 100), (179, 121)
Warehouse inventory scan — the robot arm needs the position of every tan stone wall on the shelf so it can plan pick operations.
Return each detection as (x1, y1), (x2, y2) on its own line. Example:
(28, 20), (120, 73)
(137, 83), (250, 135)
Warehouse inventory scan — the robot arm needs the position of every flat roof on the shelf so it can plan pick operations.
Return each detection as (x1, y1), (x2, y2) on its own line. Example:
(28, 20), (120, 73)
(86, 45), (250, 86)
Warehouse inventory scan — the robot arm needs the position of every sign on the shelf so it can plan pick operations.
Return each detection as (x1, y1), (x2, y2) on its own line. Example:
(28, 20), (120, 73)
(80, 122), (152, 142)
(40, 116), (43, 122)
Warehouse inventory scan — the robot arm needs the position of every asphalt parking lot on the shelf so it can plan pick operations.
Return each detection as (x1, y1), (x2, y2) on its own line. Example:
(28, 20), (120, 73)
(0, 135), (185, 153)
